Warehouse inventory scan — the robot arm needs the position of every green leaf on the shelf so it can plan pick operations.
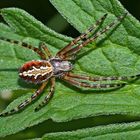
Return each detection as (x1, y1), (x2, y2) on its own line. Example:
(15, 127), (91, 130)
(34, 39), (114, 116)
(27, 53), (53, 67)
(0, 0), (140, 138)
(30, 121), (140, 140)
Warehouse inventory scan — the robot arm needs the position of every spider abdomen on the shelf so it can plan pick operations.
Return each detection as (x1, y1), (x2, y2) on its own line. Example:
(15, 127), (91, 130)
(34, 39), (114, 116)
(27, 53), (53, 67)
(19, 60), (53, 84)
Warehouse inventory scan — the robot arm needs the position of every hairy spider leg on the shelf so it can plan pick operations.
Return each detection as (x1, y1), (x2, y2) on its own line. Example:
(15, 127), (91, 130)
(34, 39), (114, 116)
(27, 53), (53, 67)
(66, 72), (139, 82)
(0, 37), (47, 59)
(35, 77), (55, 111)
(57, 13), (108, 58)
(0, 81), (48, 117)
(39, 42), (52, 58)
(64, 13), (127, 58)
(62, 75), (125, 89)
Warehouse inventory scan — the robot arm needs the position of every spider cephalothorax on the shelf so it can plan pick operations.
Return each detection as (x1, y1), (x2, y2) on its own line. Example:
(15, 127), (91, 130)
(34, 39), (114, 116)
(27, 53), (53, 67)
(1, 12), (137, 117)
(49, 58), (73, 77)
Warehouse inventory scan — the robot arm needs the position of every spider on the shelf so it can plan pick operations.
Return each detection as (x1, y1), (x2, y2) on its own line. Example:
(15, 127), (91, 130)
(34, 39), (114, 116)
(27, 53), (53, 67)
(0, 12), (136, 117)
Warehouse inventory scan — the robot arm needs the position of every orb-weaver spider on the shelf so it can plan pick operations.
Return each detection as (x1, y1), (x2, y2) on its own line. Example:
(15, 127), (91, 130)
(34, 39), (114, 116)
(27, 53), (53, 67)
(0, 12), (136, 117)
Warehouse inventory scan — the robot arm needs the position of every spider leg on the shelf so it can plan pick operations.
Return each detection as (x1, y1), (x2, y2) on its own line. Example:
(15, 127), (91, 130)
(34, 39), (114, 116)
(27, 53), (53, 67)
(63, 13), (127, 58)
(0, 81), (48, 117)
(57, 13), (108, 58)
(62, 75), (125, 89)
(35, 77), (55, 111)
(39, 42), (52, 58)
(66, 72), (138, 82)
(0, 37), (46, 59)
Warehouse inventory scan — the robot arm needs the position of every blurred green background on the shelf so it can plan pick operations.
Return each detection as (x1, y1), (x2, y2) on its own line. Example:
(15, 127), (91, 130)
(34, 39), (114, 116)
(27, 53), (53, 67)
(0, 0), (139, 140)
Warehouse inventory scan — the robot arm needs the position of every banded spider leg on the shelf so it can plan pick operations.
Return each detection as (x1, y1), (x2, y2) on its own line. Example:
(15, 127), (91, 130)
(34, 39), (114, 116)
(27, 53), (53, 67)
(35, 77), (55, 111)
(62, 72), (138, 90)
(0, 39), (54, 116)
(57, 13), (127, 60)
(0, 37), (52, 59)
(57, 13), (108, 59)
(0, 81), (48, 116)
